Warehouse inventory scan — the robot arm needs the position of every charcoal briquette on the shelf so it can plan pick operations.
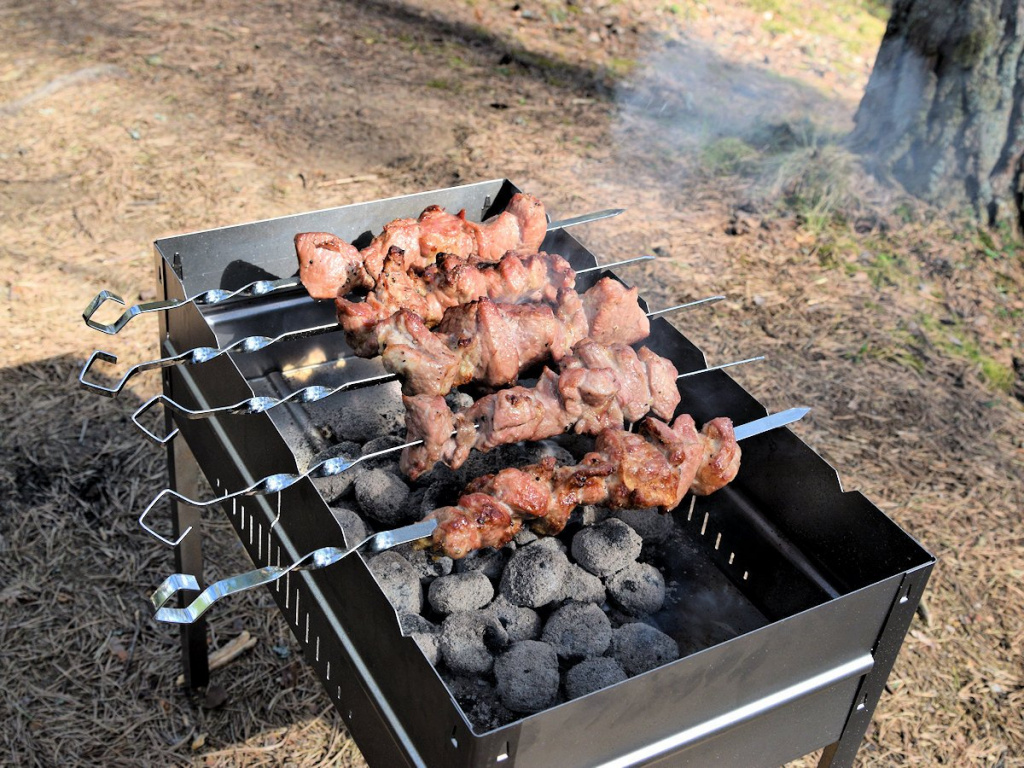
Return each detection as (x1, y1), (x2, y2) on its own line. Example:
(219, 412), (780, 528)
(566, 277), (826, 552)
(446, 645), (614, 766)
(486, 596), (541, 642)
(499, 542), (570, 608)
(355, 468), (411, 526)
(612, 506), (674, 545)
(558, 563), (606, 604)
(428, 571), (495, 614)
(440, 611), (509, 675)
(368, 551), (423, 614)
(540, 601), (612, 659)
(571, 518), (642, 577)
(328, 505), (367, 549)
(611, 622), (680, 676)
(565, 657), (628, 699)
(453, 547), (507, 580)
(606, 562), (666, 616)
(494, 640), (560, 713)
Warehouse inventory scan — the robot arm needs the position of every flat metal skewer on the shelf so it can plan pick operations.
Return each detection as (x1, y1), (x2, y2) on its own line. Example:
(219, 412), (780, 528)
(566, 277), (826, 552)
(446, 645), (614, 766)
(82, 208), (626, 335)
(80, 256), (657, 398)
(148, 406), (809, 623)
(137, 354), (762, 546)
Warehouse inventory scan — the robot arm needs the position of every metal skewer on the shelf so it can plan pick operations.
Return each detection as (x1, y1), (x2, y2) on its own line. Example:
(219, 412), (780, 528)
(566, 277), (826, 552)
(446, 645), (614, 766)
(150, 519), (439, 624)
(82, 208), (626, 335)
(148, 406), (809, 623)
(127, 290), (726, 444)
(80, 256), (659, 398)
(137, 354), (760, 546)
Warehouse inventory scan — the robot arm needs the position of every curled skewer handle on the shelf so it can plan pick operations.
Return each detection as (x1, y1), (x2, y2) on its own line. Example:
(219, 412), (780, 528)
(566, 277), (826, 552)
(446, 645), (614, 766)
(79, 321), (339, 398)
(83, 277), (302, 335)
(133, 371), (396, 445)
(139, 437), (424, 546)
(150, 519), (438, 624)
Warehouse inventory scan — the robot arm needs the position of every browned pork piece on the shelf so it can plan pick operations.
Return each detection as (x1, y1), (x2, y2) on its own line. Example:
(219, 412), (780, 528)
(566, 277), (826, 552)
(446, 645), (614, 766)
(296, 193), (547, 299)
(420, 414), (740, 558)
(336, 248), (576, 357)
(376, 277), (649, 397)
(400, 342), (681, 480)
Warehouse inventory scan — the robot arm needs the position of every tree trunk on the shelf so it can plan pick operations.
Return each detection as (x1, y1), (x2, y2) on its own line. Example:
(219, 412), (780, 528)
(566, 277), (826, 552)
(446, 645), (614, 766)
(851, 0), (1024, 231)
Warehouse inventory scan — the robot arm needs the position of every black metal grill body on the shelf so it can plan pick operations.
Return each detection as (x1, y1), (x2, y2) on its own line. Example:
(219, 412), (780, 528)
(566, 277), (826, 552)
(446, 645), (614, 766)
(154, 179), (934, 768)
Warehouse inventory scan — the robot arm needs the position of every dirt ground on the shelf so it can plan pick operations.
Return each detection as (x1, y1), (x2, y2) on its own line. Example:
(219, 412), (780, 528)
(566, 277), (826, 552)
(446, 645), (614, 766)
(1, 0), (1022, 765)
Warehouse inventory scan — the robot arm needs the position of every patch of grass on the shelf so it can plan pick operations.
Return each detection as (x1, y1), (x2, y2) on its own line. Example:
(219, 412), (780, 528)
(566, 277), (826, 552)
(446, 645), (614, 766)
(915, 312), (1016, 394)
(764, 143), (856, 234)
(747, 0), (888, 59)
(700, 136), (760, 176)
(426, 77), (462, 93)
(606, 57), (638, 78)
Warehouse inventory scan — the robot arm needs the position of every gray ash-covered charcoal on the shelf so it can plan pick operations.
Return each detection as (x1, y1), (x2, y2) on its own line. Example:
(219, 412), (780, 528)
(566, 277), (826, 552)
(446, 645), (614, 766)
(355, 468), (411, 526)
(613, 507), (674, 545)
(531, 535), (567, 554)
(499, 542), (570, 608)
(541, 601), (612, 659)
(441, 672), (516, 732)
(558, 563), (606, 605)
(606, 562), (666, 616)
(440, 611), (509, 675)
(420, 479), (460, 515)
(572, 504), (611, 527)
(486, 596), (541, 642)
(368, 551), (423, 614)
(400, 613), (442, 666)
(565, 657), (628, 700)
(513, 527), (539, 547)
(361, 435), (407, 470)
(329, 505), (367, 549)
(611, 623), (680, 676)
(453, 547), (507, 581)
(395, 542), (453, 582)
(413, 632), (441, 665)
(571, 518), (643, 577)
(310, 441), (361, 502)
(399, 613), (439, 637)
(317, 381), (405, 443)
(428, 572), (494, 614)
(494, 640), (560, 713)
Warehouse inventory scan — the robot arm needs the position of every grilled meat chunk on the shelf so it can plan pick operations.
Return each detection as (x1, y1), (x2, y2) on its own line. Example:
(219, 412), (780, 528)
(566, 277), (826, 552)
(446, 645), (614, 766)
(297, 192), (547, 299)
(336, 249), (575, 357)
(399, 344), (680, 480)
(420, 415), (740, 558)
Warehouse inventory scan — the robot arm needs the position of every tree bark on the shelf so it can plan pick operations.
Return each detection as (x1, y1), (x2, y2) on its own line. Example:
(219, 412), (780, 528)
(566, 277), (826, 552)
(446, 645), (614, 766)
(851, 0), (1024, 231)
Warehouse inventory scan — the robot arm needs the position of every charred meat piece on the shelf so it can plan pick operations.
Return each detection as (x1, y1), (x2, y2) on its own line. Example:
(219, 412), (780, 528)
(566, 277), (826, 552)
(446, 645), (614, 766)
(399, 344), (680, 480)
(420, 415), (740, 558)
(377, 277), (647, 398)
(336, 249), (575, 357)
(581, 279), (649, 346)
(297, 192), (547, 299)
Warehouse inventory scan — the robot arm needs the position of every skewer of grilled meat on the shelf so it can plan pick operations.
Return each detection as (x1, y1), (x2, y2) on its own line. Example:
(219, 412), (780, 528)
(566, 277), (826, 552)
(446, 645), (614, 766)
(296, 193), (546, 299)
(420, 414), (740, 558)
(378, 277), (649, 397)
(400, 341), (680, 480)
(336, 247), (576, 357)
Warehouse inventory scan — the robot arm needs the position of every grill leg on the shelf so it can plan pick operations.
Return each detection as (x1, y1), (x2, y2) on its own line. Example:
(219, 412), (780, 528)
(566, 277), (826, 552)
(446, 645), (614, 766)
(167, 425), (210, 689)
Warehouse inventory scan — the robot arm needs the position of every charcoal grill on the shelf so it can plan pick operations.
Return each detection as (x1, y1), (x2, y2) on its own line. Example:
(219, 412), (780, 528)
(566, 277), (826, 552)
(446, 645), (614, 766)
(144, 179), (933, 767)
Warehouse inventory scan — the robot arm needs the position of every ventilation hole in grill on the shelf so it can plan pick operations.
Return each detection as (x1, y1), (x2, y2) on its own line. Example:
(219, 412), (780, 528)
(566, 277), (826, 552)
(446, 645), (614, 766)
(450, 726), (459, 749)
(687, 496), (695, 522)
(315, 636), (320, 662)
(855, 692), (869, 712)
(497, 742), (510, 762)
(899, 581), (914, 605)
(700, 512), (709, 536)
(728, 551), (735, 565)
(305, 614), (310, 644)
(742, 570), (749, 581)
(714, 532), (722, 551)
